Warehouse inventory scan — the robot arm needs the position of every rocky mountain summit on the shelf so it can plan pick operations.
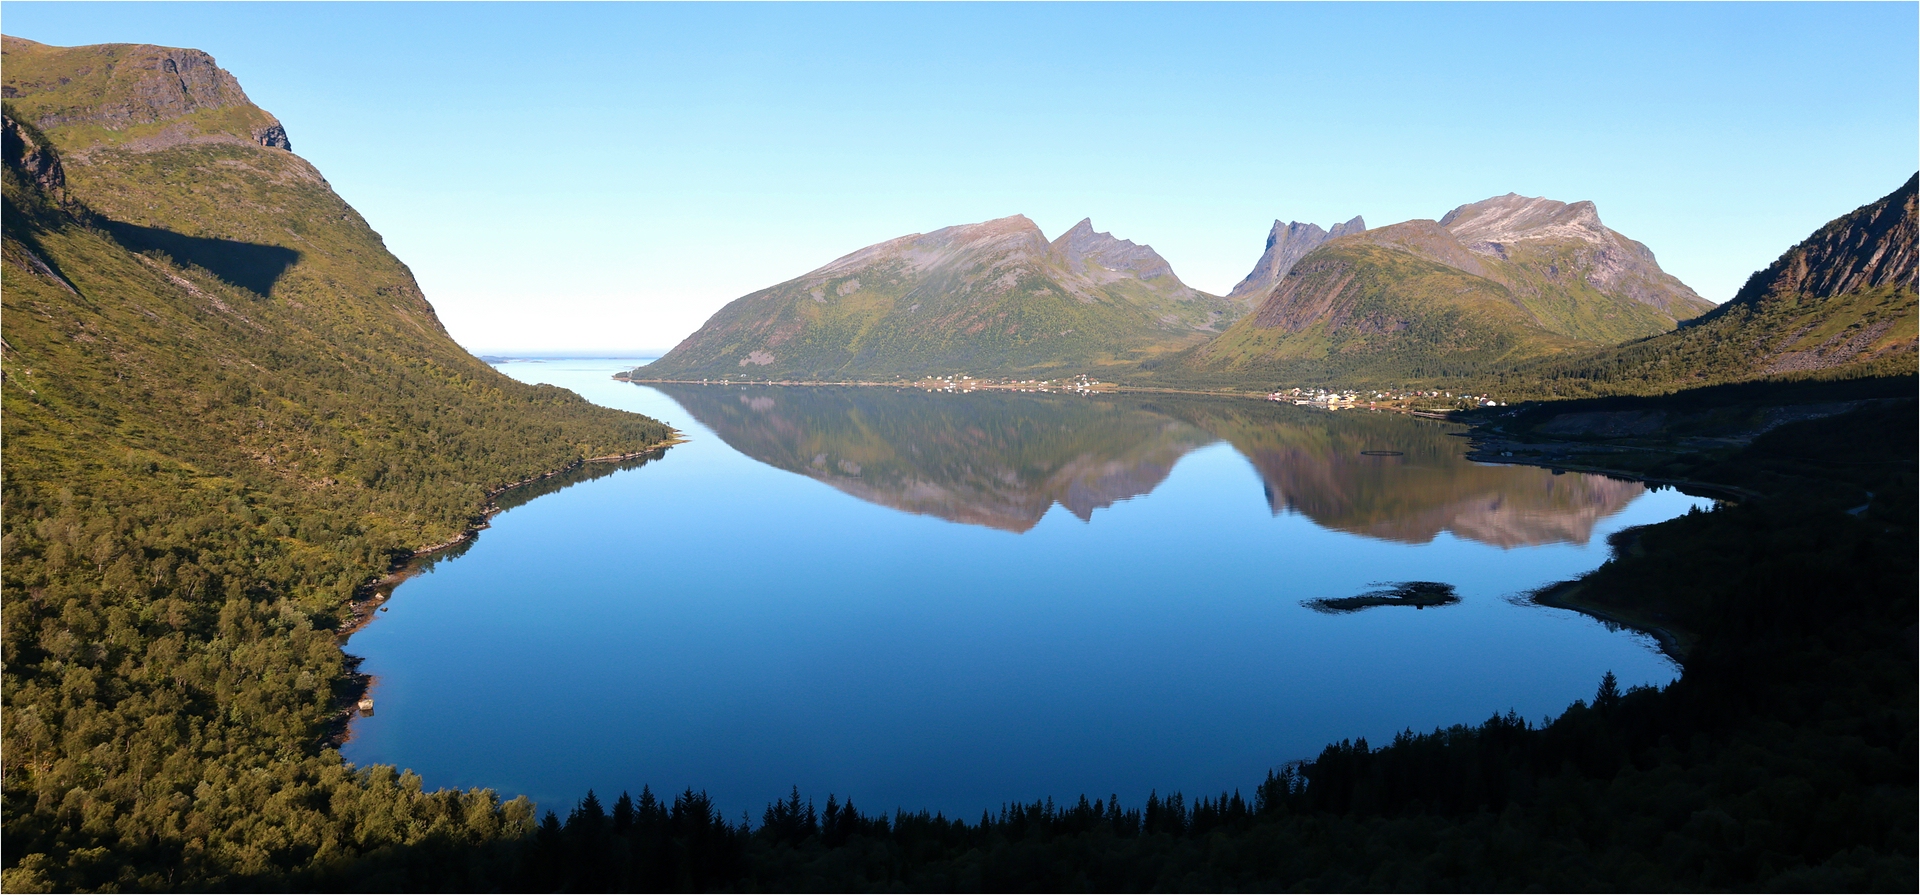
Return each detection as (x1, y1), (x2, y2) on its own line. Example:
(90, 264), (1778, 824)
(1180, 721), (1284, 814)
(1178, 193), (1713, 385)
(1224, 216), (1367, 305)
(2, 36), (292, 156)
(1050, 218), (1199, 298)
(1510, 174), (1918, 392)
(643, 215), (1234, 380)
(1437, 194), (1709, 322)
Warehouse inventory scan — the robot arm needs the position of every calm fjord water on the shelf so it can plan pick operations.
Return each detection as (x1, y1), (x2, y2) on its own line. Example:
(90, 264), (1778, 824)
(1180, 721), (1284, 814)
(342, 360), (1708, 817)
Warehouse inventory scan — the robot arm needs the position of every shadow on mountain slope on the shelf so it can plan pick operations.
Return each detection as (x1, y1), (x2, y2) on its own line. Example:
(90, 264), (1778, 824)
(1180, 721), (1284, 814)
(106, 220), (299, 296)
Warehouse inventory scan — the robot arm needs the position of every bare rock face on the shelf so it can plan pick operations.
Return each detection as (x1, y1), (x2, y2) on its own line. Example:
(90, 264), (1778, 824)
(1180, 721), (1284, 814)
(1046, 218), (1208, 307)
(3, 37), (250, 129)
(1727, 173), (1917, 306)
(1225, 215), (1366, 305)
(250, 123), (291, 151)
(1440, 194), (1611, 249)
(1051, 217), (1177, 283)
(2, 109), (66, 200)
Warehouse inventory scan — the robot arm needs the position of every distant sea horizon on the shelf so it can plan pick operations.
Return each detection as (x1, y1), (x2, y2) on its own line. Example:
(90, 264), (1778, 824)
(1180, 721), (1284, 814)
(477, 352), (664, 363)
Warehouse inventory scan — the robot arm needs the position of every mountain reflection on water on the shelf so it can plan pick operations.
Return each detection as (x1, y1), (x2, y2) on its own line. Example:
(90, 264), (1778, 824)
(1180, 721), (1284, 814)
(653, 385), (1642, 547)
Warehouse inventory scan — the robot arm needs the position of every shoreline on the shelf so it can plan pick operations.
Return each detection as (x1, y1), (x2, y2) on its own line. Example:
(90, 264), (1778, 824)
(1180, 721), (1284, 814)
(322, 435), (684, 747)
(333, 435), (686, 639)
(613, 373), (1467, 416)
(1528, 578), (1693, 662)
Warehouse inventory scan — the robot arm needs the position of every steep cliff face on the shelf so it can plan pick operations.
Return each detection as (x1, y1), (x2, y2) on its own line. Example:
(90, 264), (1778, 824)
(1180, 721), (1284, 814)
(0, 107), (66, 200)
(1050, 217), (1184, 287)
(1224, 215), (1366, 306)
(644, 216), (1234, 380)
(1726, 174), (1916, 306)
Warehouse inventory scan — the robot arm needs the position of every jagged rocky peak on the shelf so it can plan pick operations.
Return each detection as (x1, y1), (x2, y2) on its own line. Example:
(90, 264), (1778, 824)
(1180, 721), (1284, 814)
(1730, 173), (1917, 305)
(1328, 215), (1367, 239)
(1440, 193), (1610, 253)
(1050, 217), (1176, 281)
(1226, 214), (1367, 303)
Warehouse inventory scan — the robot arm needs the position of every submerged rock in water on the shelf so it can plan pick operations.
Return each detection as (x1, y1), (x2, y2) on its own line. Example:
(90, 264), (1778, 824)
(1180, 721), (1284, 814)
(1305, 581), (1460, 614)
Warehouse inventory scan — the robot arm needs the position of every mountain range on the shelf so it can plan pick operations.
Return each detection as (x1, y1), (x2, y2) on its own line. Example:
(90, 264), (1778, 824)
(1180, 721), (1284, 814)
(648, 191), (1748, 388)
(3, 32), (1914, 891)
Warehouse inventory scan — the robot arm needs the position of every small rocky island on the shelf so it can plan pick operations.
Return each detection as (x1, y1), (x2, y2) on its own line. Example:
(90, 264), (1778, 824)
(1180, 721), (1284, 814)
(1306, 581), (1461, 614)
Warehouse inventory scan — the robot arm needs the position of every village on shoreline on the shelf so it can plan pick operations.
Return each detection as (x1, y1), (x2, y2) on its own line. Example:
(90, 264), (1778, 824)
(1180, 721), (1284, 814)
(614, 368), (1506, 414)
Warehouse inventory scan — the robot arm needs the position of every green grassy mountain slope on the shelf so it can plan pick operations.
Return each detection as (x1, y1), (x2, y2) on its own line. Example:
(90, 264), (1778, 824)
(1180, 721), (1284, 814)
(1492, 174), (1918, 397)
(641, 216), (1235, 380)
(1171, 194), (1711, 387)
(1438, 193), (1712, 335)
(2, 38), (671, 888)
(1177, 222), (1592, 384)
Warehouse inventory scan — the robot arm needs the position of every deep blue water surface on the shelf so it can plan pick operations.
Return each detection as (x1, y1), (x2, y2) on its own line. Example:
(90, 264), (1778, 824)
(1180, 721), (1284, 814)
(341, 359), (1708, 817)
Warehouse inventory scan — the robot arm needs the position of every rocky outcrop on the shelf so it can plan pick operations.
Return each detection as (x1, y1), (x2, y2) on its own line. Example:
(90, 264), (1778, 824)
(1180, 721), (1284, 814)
(250, 123), (291, 151)
(1, 35), (290, 155)
(2, 108), (66, 200)
(1726, 173), (1916, 306)
(1225, 215), (1365, 305)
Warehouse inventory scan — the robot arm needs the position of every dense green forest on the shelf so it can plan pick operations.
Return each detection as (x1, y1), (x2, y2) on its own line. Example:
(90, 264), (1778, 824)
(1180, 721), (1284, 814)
(1, 88), (673, 890)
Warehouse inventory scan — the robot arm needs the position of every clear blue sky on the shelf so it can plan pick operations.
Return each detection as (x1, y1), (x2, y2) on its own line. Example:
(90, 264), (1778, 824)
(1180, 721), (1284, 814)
(6, 2), (1916, 353)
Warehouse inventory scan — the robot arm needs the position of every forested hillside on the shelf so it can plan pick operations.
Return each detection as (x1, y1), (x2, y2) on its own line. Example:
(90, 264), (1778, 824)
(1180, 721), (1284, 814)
(1, 38), (671, 889)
